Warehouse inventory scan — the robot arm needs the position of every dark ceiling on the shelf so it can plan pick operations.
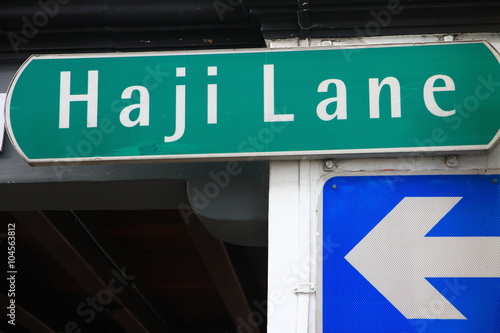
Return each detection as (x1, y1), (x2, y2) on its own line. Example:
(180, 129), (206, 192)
(0, 210), (268, 333)
(1, 0), (500, 61)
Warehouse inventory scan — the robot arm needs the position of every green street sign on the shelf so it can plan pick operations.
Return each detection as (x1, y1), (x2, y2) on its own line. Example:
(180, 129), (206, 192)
(5, 42), (500, 165)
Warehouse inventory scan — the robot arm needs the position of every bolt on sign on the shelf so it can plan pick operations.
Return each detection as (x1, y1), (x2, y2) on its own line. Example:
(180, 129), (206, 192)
(5, 42), (500, 165)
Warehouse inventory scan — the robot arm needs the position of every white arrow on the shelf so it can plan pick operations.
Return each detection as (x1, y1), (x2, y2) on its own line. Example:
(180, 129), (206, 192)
(344, 197), (500, 320)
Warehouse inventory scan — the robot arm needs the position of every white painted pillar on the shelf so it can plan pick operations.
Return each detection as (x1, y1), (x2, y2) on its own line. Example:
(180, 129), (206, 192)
(267, 160), (320, 332)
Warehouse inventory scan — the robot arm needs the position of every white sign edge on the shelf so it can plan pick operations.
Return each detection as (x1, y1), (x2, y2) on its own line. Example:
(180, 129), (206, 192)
(0, 93), (5, 151)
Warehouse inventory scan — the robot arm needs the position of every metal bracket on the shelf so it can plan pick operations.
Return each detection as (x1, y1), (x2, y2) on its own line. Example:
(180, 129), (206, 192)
(294, 283), (316, 294)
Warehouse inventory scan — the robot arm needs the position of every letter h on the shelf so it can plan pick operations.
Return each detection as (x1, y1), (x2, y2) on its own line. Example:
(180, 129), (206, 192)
(59, 70), (98, 128)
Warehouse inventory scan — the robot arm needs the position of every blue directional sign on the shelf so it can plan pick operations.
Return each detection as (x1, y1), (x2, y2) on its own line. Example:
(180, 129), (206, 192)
(323, 175), (500, 333)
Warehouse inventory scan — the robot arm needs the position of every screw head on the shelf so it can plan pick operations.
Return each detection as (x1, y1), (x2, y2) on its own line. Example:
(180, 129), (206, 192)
(332, 184), (337, 189)
(493, 179), (498, 184)
(445, 155), (458, 167)
(324, 159), (334, 170)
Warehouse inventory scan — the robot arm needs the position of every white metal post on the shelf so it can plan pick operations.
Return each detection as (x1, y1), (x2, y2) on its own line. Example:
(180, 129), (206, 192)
(268, 160), (320, 332)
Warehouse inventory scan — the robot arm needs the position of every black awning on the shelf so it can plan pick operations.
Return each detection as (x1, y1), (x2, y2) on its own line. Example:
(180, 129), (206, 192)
(1, 0), (499, 61)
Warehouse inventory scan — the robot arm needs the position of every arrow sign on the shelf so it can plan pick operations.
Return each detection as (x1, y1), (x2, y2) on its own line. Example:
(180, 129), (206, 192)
(5, 41), (500, 165)
(322, 175), (500, 333)
(344, 196), (500, 320)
